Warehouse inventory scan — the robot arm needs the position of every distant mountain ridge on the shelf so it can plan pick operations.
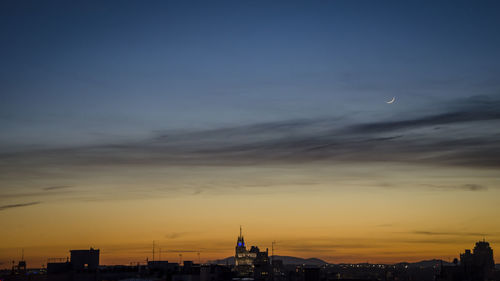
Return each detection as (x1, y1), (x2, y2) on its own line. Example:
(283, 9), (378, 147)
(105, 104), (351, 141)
(209, 256), (327, 266)
(394, 259), (453, 268)
(209, 257), (457, 268)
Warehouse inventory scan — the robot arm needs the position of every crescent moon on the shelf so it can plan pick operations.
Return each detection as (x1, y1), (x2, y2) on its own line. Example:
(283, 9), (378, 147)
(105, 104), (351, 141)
(386, 97), (396, 104)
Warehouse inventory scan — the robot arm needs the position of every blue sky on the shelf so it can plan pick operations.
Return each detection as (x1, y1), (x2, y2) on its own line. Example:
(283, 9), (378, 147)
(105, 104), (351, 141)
(1, 0), (500, 149)
(2, 0), (500, 267)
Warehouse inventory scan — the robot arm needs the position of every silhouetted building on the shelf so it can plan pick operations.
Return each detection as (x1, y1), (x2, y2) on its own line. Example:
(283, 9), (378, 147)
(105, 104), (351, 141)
(235, 227), (257, 276)
(439, 240), (496, 281)
(200, 264), (233, 281)
(148, 260), (179, 271)
(303, 267), (320, 281)
(234, 227), (274, 279)
(252, 247), (271, 281)
(10, 260), (27, 275)
(463, 240), (495, 281)
(47, 260), (72, 274)
(148, 260), (179, 280)
(70, 248), (100, 271)
(271, 259), (285, 281)
(172, 261), (201, 281)
(182, 261), (200, 274)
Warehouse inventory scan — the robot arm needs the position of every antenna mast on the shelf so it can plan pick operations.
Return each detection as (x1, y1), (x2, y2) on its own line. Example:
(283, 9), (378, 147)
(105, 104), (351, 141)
(271, 241), (276, 264)
(152, 241), (155, 262)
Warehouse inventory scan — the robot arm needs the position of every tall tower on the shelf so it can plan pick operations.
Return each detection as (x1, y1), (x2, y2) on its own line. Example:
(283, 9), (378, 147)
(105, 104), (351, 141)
(472, 240), (495, 280)
(236, 226), (246, 252)
(235, 226), (254, 276)
(235, 226), (247, 266)
(460, 240), (495, 281)
(473, 240), (495, 269)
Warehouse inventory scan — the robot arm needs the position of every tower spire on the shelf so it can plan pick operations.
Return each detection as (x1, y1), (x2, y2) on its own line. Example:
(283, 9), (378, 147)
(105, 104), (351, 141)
(236, 226), (245, 247)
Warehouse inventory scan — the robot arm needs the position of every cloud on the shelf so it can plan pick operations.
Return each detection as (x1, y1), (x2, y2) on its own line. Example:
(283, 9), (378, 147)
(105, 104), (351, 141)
(421, 184), (488, 192)
(1, 95), (499, 186)
(409, 230), (495, 237)
(400, 238), (479, 245)
(0, 201), (41, 211)
(0, 186), (74, 200)
(344, 109), (500, 135)
(163, 249), (200, 253)
(166, 232), (192, 239)
(42, 185), (72, 191)
(375, 223), (396, 228)
(461, 184), (487, 191)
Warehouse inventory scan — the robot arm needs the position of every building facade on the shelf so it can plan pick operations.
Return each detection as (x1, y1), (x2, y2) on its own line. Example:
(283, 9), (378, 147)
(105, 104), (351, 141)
(235, 226), (256, 276)
(438, 240), (497, 281)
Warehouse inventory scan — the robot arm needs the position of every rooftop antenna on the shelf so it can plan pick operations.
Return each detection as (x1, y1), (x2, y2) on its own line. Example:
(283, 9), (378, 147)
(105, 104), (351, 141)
(152, 241), (155, 262)
(179, 254), (183, 265)
(272, 241), (276, 264)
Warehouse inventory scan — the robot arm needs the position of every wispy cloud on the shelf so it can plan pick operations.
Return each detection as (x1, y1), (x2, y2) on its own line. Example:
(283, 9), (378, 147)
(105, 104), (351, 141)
(407, 230), (500, 240)
(0, 201), (41, 211)
(344, 101), (500, 135)
(42, 185), (72, 191)
(4, 95), (499, 168)
(165, 232), (193, 239)
(163, 249), (200, 253)
(420, 184), (488, 192)
(0, 95), (499, 200)
(375, 223), (396, 228)
(0, 185), (74, 200)
(411, 230), (488, 236)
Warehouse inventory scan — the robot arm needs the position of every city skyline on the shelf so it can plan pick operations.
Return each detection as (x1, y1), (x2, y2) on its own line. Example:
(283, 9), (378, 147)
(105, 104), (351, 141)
(1, 0), (500, 270)
(2, 228), (497, 269)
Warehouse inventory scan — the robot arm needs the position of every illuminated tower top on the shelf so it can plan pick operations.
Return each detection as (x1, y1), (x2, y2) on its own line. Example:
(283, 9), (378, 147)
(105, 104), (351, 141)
(237, 225), (245, 248)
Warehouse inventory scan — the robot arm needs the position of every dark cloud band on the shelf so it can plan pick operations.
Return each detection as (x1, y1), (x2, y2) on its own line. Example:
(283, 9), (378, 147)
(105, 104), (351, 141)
(0, 201), (41, 211)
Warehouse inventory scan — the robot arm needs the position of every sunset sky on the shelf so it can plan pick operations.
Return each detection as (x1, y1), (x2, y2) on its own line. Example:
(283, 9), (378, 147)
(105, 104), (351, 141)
(1, 0), (500, 268)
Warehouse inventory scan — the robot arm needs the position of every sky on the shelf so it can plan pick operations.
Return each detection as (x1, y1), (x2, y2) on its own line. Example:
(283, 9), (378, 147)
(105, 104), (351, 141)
(1, 0), (500, 268)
